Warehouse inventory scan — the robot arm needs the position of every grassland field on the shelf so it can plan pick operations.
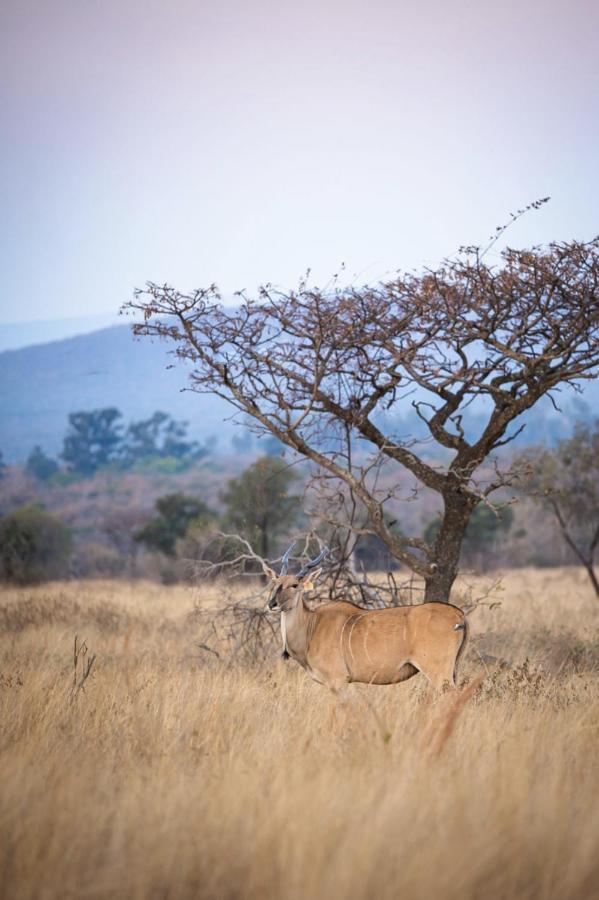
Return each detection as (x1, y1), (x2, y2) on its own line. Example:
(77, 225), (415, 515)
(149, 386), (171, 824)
(1, 568), (599, 900)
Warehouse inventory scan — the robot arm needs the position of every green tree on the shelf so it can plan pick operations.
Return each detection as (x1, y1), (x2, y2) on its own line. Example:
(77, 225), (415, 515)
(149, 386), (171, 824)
(424, 504), (513, 571)
(26, 446), (59, 481)
(122, 411), (208, 467)
(220, 456), (301, 559)
(0, 505), (72, 584)
(62, 408), (123, 475)
(135, 493), (216, 556)
(517, 421), (599, 596)
(0, 451), (6, 481)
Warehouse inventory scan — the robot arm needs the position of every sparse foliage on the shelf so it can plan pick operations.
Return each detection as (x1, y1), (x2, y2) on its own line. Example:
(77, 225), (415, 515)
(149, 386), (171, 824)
(124, 234), (599, 600)
(517, 421), (599, 596)
(193, 587), (280, 663)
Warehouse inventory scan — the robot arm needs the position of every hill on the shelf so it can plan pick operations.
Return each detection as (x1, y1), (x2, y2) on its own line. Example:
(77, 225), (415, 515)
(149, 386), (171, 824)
(0, 324), (234, 461)
(0, 323), (597, 462)
(0, 314), (122, 353)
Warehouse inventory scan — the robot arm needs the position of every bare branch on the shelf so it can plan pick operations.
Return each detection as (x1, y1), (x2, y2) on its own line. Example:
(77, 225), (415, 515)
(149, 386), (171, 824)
(124, 235), (599, 602)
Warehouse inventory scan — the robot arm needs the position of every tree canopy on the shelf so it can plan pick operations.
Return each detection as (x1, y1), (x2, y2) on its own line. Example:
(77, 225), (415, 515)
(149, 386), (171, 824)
(62, 408), (123, 475)
(124, 237), (599, 600)
(135, 493), (216, 557)
(122, 411), (208, 467)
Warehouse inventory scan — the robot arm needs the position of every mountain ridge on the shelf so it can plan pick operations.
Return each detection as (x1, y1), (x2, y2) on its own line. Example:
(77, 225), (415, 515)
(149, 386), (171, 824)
(0, 323), (596, 462)
(0, 314), (123, 353)
(0, 324), (233, 462)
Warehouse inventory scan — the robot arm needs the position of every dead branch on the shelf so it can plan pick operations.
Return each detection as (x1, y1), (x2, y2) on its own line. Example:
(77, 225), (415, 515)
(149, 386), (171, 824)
(70, 635), (97, 699)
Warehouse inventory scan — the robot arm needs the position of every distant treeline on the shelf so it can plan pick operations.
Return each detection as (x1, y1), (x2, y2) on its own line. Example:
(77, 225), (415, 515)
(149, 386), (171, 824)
(2, 407), (283, 481)
(1, 418), (597, 595)
(11, 408), (213, 479)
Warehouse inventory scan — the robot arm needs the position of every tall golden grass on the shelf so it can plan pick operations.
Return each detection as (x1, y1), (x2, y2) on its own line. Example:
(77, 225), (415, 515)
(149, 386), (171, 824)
(1, 568), (599, 900)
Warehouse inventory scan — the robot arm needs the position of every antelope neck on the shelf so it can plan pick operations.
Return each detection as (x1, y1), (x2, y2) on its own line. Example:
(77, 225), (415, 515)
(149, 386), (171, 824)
(282, 594), (312, 661)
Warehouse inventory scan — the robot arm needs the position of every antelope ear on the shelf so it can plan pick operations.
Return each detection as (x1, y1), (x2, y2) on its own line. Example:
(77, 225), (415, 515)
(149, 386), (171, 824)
(263, 565), (277, 581)
(301, 567), (323, 591)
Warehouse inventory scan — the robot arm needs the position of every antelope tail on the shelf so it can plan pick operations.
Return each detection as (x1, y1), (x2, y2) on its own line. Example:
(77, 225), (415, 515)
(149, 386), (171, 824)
(453, 615), (469, 683)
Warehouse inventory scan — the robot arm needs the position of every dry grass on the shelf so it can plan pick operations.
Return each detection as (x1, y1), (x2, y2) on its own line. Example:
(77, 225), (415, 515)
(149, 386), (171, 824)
(1, 568), (599, 900)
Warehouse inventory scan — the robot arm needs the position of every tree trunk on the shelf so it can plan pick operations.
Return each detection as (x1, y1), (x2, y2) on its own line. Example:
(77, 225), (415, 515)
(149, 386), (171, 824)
(551, 503), (599, 599)
(259, 516), (269, 561)
(424, 491), (474, 603)
(424, 567), (459, 603)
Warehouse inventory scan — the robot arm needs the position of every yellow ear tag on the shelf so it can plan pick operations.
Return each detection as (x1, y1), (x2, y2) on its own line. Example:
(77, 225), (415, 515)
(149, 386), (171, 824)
(303, 579), (314, 591)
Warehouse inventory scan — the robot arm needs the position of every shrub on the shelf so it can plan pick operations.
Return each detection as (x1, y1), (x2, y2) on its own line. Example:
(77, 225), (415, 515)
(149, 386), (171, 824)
(0, 505), (72, 584)
(135, 493), (216, 557)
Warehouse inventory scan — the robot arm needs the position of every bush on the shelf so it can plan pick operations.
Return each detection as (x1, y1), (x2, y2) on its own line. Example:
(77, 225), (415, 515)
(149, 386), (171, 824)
(135, 493), (217, 557)
(0, 505), (72, 584)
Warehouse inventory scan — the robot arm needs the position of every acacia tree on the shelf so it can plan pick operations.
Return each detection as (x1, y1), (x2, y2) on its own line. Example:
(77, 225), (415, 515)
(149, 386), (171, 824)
(123, 237), (599, 602)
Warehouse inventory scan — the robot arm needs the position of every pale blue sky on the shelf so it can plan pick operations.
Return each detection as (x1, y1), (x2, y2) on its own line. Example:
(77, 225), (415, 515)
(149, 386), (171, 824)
(1, 0), (597, 325)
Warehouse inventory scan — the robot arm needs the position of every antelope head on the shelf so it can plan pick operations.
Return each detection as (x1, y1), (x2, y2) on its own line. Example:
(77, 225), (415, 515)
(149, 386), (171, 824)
(267, 543), (329, 612)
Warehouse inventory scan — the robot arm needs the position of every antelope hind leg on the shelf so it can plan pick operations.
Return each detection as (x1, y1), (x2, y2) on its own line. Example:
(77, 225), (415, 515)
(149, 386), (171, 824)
(416, 652), (461, 691)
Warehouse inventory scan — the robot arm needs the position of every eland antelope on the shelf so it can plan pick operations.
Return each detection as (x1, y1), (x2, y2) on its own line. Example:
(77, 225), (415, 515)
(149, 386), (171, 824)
(264, 544), (468, 693)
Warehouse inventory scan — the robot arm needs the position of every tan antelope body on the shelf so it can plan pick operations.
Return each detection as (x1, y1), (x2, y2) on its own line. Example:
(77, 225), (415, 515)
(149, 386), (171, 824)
(267, 547), (468, 693)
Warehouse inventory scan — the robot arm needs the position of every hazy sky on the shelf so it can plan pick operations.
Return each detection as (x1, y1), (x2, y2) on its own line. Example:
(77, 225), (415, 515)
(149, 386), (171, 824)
(1, 0), (597, 325)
